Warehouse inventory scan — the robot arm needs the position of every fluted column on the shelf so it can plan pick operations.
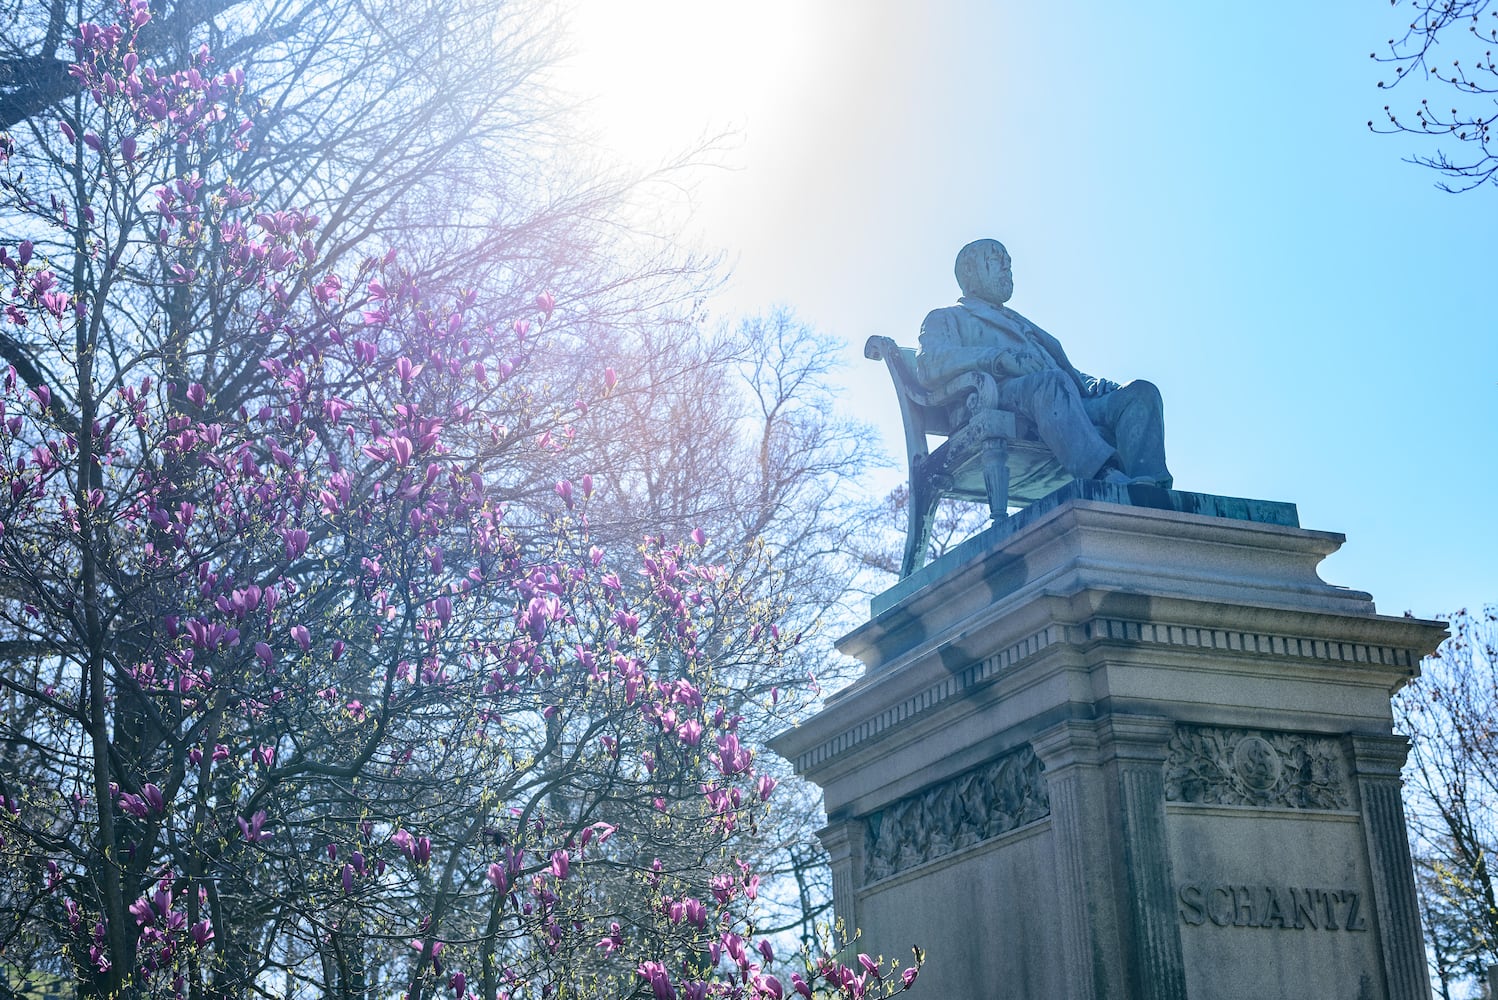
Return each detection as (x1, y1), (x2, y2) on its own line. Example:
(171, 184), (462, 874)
(1032, 720), (1121, 1000)
(817, 819), (864, 934)
(1349, 734), (1431, 1000)
(1107, 715), (1187, 1000)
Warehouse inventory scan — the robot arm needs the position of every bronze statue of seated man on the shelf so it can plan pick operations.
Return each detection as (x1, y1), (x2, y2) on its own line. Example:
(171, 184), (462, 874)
(917, 239), (1171, 489)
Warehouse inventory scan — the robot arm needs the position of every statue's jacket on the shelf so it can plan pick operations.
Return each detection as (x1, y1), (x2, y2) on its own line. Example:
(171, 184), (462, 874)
(915, 297), (1118, 399)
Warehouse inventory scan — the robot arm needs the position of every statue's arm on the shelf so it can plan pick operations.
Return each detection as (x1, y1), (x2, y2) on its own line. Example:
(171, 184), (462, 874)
(916, 309), (1006, 388)
(1026, 318), (1114, 396)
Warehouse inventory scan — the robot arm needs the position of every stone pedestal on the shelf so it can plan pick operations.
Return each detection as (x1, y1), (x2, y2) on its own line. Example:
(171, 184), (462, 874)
(770, 490), (1444, 1000)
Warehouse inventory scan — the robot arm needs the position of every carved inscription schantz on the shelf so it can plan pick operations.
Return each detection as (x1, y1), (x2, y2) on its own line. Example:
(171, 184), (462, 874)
(1177, 883), (1368, 932)
(1164, 726), (1352, 810)
(863, 745), (1048, 883)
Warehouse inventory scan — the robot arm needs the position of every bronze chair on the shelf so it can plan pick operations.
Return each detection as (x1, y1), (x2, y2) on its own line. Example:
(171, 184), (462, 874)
(865, 335), (1071, 578)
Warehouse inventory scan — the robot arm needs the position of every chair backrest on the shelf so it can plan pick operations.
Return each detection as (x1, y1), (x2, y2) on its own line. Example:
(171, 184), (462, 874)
(864, 337), (962, 465)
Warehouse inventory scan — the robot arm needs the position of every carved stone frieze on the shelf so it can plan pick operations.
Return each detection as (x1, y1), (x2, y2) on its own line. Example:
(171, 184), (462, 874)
(863, 745), (1049, 884)
(1164, 726), (1351, 810)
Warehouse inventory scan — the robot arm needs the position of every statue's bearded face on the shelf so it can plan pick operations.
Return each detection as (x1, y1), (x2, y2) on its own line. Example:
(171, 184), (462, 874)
(982, 249), (1014, 304)
(957, 240), (1013, 304)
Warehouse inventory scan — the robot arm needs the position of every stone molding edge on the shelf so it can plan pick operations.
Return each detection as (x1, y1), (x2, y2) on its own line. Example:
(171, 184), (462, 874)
(862, 744), (1049, 886)
(869, 485), (1302, 617)
(1164, 802), (1361, 821)
(1090, 618), (1416, 670)
(792, 617), (1422, 773)
(797, 623), (1068, 771)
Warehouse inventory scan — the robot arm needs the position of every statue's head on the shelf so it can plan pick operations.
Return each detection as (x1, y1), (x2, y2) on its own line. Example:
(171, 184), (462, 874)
(955, 239), (1012, 305)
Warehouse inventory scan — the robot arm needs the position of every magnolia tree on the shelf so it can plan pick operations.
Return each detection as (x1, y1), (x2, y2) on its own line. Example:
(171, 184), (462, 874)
(0, 5), (918, 998)
(4, 0), (890, 962)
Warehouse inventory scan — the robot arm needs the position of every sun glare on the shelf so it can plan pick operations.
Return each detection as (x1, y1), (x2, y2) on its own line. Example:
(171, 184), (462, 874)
(556, 0), (819, 169)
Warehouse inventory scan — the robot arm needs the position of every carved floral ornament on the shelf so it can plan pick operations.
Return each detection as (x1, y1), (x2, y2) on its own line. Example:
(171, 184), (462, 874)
(863, 745), (1049, 884)
(1164, 725), (1353, 811)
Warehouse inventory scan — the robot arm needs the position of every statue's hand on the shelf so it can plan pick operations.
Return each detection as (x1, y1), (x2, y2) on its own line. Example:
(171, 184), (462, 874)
(1081, 375), (1121, 397)
(990, 350), (1045, 377)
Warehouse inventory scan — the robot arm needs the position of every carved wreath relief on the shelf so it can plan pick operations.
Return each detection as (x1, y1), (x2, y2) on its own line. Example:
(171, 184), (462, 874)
(863, 746), (1049, 884)
(1164, 725), (1351, 810)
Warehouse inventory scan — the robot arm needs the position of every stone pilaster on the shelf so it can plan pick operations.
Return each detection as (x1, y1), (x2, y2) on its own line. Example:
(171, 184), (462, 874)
(1107, 716), (1188, 1000)
(1349, 734), (1431, 1000)
(1032, 720), (1121, 1000)
(817, 819), (863, 934)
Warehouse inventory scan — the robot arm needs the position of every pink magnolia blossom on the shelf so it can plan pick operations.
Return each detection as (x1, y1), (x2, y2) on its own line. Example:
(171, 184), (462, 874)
(391, 828), (415, 859)
(637, 961), (674, 1000)
(236, 810), (270, 843)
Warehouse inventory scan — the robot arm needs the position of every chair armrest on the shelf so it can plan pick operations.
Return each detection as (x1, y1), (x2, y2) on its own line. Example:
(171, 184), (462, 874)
(866, 335), (1015, 441)
(929, 371), (1000, 414)
(864, 335), (896, 362)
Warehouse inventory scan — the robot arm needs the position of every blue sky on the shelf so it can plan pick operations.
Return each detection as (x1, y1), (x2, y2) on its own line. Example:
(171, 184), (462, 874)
(558, 0), (1497, 619)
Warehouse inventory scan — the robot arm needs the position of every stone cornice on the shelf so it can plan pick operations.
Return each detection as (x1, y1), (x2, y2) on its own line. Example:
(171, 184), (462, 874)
(773, 615), (1432, 775)
(839, 498), (1397, 673)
